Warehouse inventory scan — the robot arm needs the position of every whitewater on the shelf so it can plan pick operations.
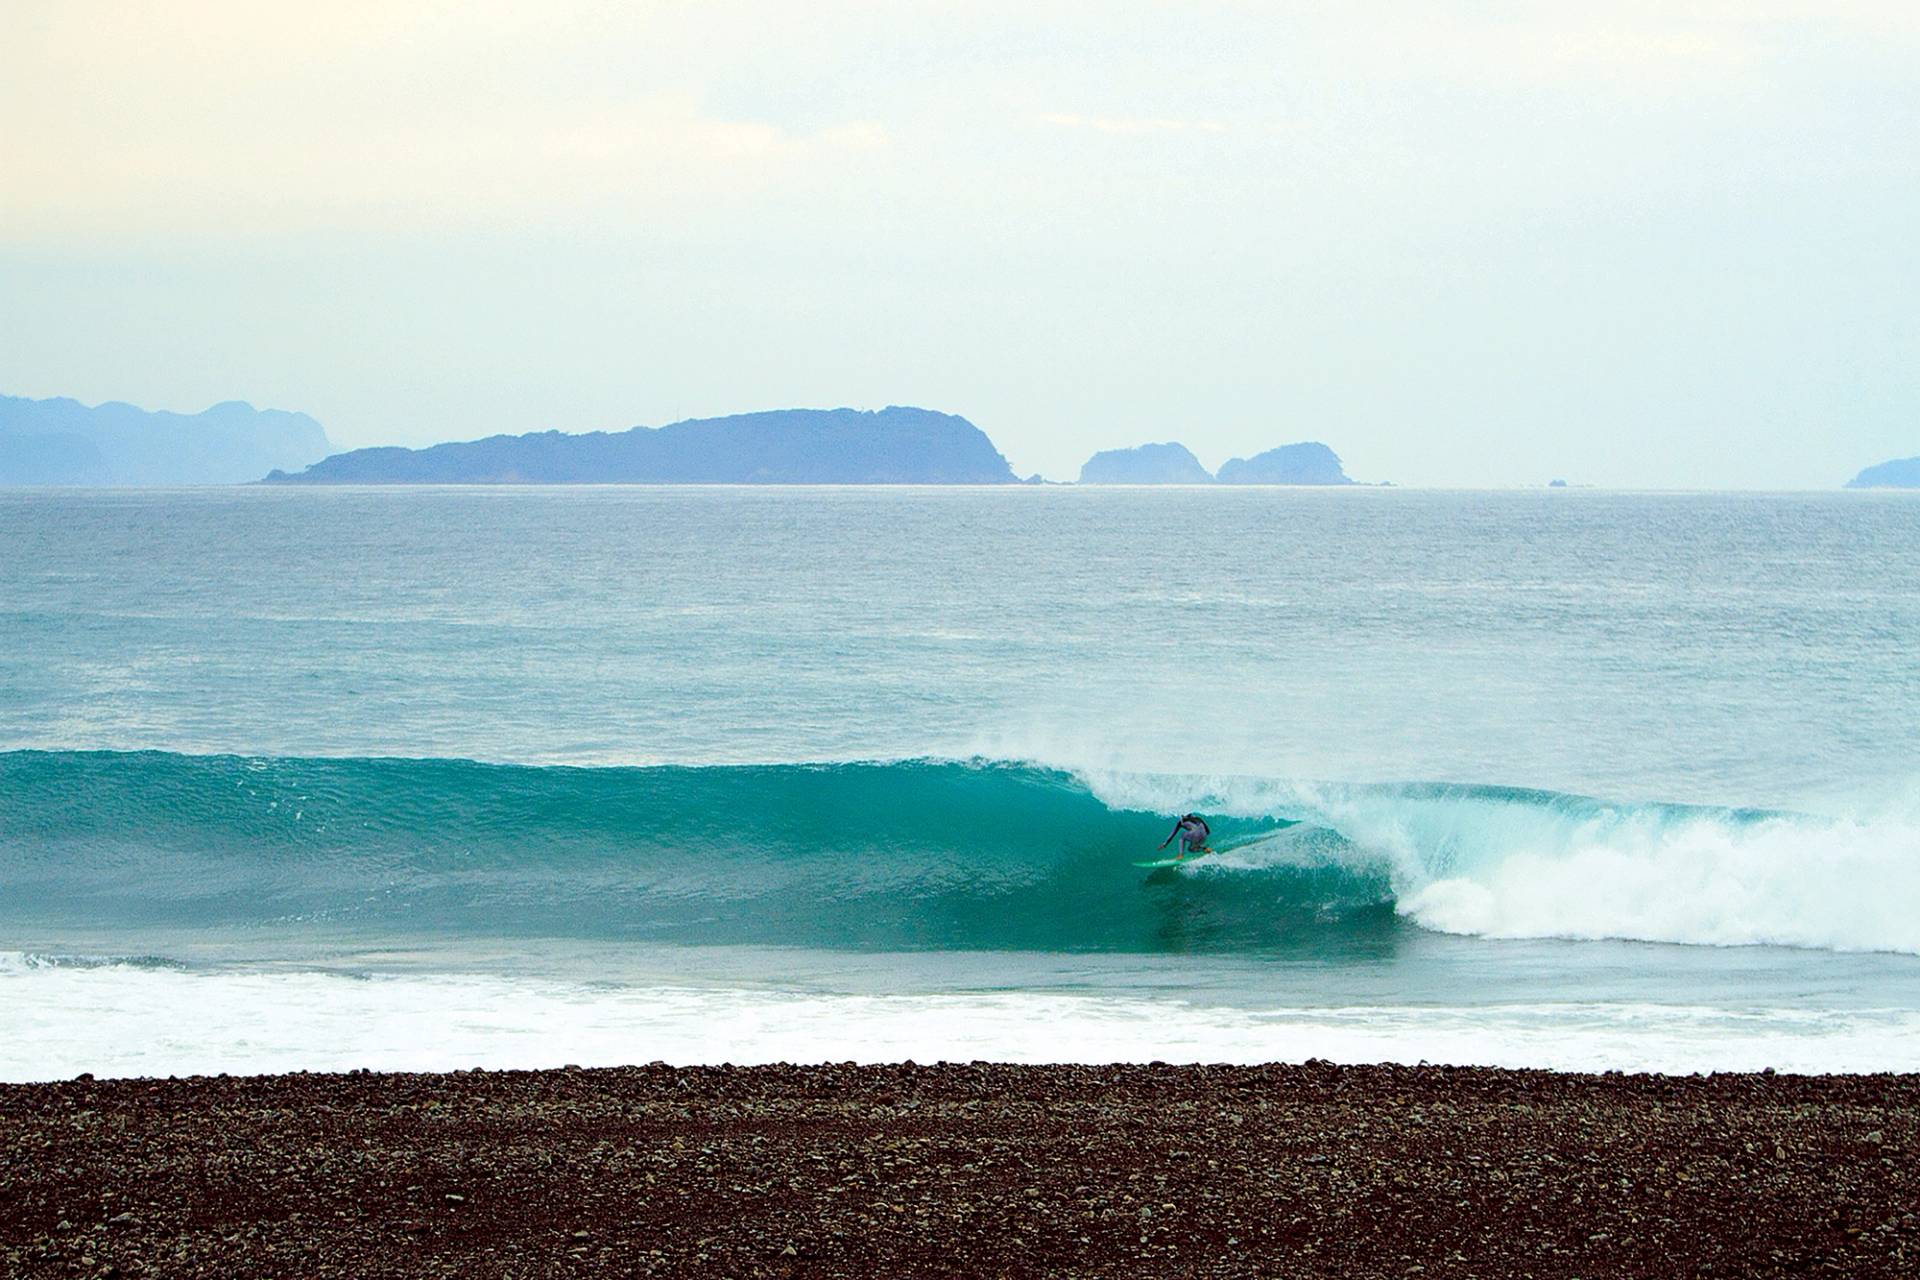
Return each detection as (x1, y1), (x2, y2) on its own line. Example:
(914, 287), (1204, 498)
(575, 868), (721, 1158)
(3, 486), (1917, 1078)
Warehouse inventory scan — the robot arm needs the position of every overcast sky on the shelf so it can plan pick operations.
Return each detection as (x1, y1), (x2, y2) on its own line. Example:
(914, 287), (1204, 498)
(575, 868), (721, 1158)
(3, 1), (1916, 485)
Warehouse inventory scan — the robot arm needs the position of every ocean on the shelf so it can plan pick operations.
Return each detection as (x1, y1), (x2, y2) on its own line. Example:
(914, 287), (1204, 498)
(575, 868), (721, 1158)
(3, 486), (1917, 1079)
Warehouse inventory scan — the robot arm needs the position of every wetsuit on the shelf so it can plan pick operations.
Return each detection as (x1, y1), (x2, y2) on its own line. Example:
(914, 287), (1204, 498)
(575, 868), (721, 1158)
(1166, 815), (1211, 857)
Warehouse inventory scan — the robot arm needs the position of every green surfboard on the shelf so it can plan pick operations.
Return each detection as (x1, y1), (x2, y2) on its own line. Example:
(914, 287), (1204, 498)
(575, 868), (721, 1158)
(1132, 854), (1210, 868)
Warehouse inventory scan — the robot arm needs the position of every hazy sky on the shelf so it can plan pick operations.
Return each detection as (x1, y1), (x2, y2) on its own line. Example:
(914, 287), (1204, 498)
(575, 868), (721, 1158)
(3, 1), (1916, 485)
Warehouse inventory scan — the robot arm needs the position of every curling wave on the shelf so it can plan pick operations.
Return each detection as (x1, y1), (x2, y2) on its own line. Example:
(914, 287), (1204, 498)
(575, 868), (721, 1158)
(1, 750), (1914, 955)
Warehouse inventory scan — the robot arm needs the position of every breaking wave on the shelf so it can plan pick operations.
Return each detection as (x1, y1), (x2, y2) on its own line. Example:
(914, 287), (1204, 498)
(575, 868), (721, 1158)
(2, 750), (1914, 955)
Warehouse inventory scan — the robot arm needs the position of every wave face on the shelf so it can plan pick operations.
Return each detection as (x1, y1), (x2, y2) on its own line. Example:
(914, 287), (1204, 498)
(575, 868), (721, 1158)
(2, 751), (1914, 955)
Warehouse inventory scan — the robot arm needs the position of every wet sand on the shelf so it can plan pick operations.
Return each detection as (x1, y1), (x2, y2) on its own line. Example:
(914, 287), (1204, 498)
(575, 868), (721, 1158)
(2, 1061), (1915, 1277)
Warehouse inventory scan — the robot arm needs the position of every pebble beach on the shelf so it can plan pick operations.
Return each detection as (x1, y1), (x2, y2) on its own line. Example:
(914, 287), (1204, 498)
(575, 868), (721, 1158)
(3, 1061), (1915, 1278)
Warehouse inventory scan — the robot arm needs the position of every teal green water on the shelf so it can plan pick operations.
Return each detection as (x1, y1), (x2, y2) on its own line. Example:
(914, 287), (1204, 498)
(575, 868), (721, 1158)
(4, 748), (1888, 954)
(0, 750), (1357, 952)
(6, 487), (1917, 802)
(2, 487), (1918, 1076)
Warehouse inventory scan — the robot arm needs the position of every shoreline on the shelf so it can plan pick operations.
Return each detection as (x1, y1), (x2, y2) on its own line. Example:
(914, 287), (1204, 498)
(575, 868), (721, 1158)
(3, 1061), (1914, 1277)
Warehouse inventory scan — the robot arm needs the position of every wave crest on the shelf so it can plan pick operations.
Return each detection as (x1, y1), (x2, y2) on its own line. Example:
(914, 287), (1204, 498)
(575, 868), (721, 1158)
(1081, 770), (1920, 954)
(2, 750), (1914, 955)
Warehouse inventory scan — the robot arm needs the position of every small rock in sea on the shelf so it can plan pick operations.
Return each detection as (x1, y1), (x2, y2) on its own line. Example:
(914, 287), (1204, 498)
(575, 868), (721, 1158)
(1865, 1130), (1884, 1144)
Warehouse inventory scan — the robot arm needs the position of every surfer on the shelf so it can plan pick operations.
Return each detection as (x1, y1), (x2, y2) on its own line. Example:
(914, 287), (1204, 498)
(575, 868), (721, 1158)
(1157, 813), (1214, 860)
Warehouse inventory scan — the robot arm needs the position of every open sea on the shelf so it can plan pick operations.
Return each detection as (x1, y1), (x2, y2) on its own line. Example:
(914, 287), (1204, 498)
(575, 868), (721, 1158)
(3, 486), (1918, 1079)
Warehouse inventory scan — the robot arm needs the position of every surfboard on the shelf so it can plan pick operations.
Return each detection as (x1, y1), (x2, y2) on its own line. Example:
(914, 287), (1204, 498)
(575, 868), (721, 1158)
(1132, 855), (1210, 868)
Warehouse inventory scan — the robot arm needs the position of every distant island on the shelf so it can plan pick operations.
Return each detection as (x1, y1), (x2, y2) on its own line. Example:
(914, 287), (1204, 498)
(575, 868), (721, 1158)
(1845, 457), (1920, 489)
(5, 390), (1389, 488)
(1075, 439), (1364, 485)
(265, 407), (1018, 485)
(1215, 442), (1356, 485)
(1078, 442), (1213, 484)
(0, 394), (330, 485)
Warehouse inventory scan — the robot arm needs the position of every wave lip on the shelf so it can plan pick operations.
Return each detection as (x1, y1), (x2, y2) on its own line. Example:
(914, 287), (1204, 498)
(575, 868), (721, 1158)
(1327, 788), (1920, 955)
(1075, 771), (1920, 956)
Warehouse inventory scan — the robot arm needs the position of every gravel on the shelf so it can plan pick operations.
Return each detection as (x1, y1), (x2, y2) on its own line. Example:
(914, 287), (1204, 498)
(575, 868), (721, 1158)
(2, 1060), (1914, 1277)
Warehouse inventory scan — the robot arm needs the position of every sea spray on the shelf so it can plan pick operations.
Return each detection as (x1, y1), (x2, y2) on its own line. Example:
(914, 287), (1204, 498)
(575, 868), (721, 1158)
(1080, 769), (1920, 955)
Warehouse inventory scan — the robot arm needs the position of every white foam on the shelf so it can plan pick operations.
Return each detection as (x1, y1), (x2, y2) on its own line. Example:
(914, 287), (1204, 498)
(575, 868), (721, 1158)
(5, 954), (1918, 1082)
(1340, 797), (1920, 955)
(1072, 768), (1920, 955)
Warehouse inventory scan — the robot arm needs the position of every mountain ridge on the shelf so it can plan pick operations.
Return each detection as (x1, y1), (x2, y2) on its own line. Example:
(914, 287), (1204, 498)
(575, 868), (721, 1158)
(0, 394), (330, 485)
(265, 406), (1018, 484)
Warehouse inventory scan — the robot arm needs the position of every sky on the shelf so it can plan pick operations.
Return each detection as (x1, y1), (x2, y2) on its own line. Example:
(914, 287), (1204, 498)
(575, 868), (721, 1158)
(2, 1), (1916, 486)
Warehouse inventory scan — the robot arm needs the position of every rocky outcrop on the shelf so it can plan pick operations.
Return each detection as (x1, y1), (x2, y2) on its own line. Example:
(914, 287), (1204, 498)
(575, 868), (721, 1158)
(1077, 442), (1213, 484)
(1845, 457), (1920, 489)
(1215, 441), (1355, 485)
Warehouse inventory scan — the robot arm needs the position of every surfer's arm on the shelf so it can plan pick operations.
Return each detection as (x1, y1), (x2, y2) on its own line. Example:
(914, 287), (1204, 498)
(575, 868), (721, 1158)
(1156, 823), (1179, 850)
